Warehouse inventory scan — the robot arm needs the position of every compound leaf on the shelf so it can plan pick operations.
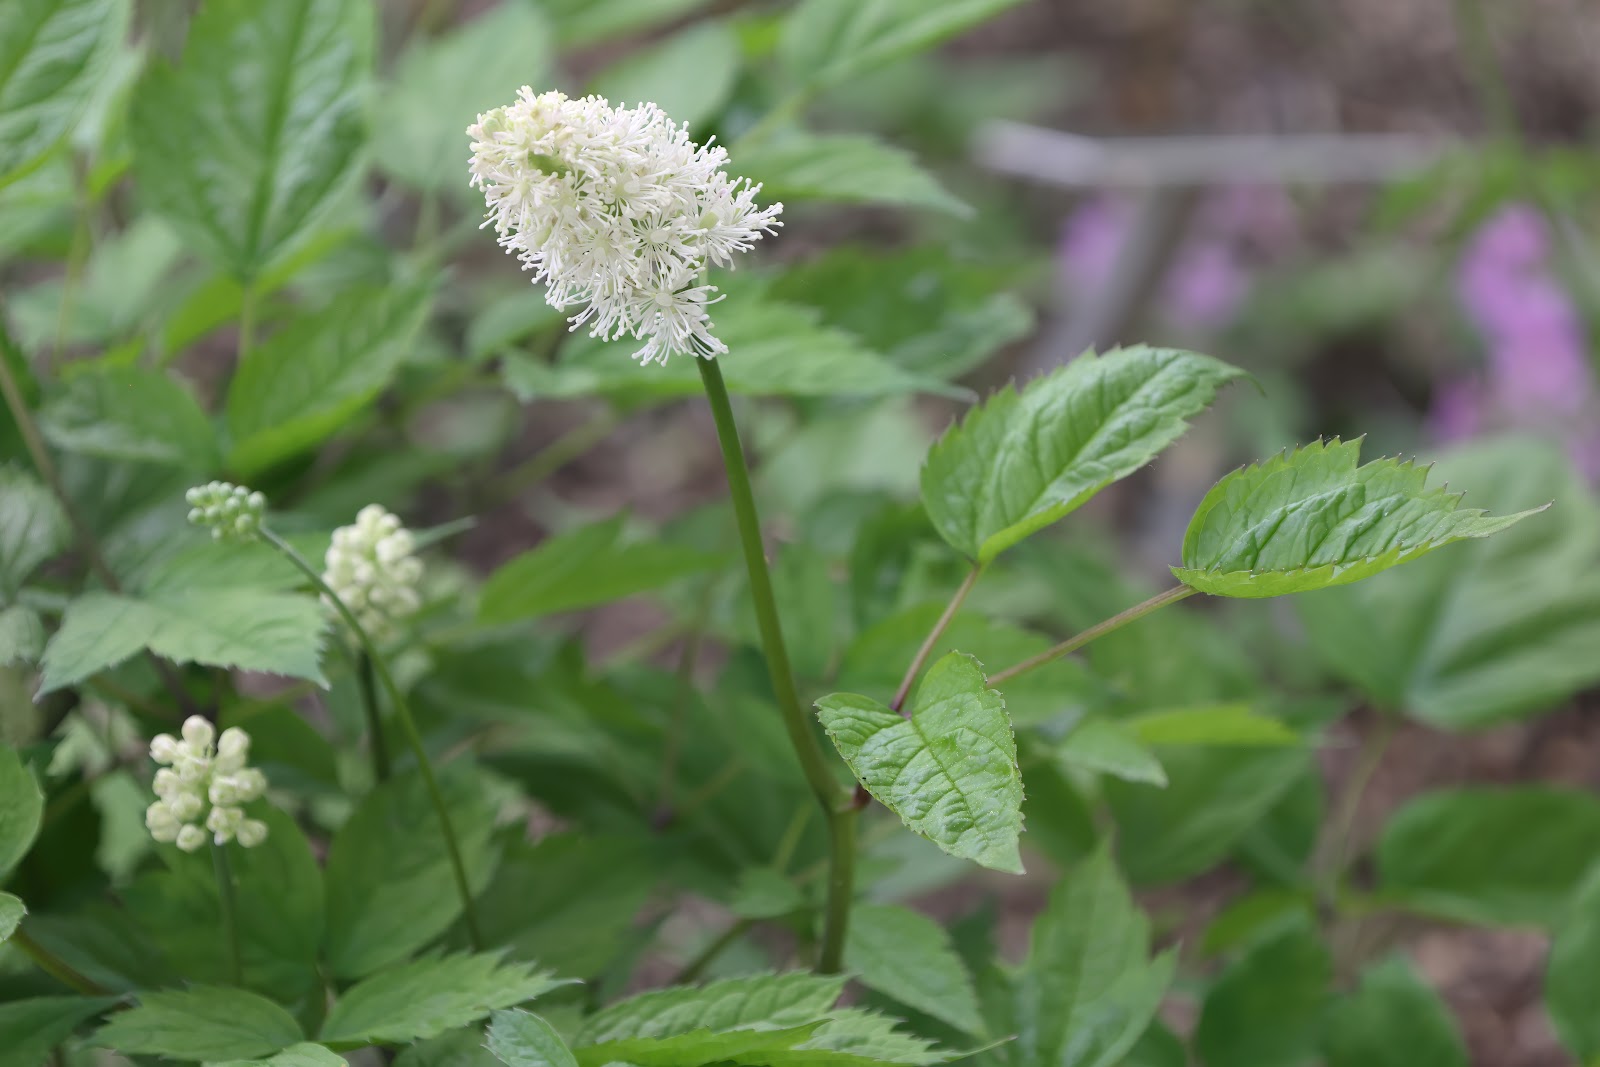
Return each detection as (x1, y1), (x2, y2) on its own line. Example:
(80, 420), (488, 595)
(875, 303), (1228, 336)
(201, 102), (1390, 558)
(320, 954), (570, 1046)
(93, 987), (303, 1061)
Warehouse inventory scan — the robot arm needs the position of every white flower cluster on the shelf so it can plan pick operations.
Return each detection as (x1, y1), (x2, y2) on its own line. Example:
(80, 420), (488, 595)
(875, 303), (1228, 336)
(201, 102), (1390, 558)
(146, 717), (268, 852)
(467, 89), (783, 365)
(186, 481), (266, 541)
(322, 505), (423, 637)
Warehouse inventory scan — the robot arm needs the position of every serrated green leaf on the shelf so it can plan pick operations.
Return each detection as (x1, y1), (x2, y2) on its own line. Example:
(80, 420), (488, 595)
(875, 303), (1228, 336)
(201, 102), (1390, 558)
(0, 742), (43, 877)
(0, 996), (120, 1067)
(130, 0), (372, 280)
(323, 765), (499, 978)
(817, 652), (1024, 874)
(750, 1009), (952, 1067)
(37, 588), (328, 695)
(1296, 437), (1600, 728)
(1194, 922), (1329, 1067)
(922, 346), (1244, 562)
(844, 903), (986, 1038)
(227, 282), (434, 476)
(400, 1028), (505, 1067)
(377, 2), (550, 193)
(1127, 703), (1299, 747)
(38, 365), (218, 468)
(1377, 787), (1600, 927)
(10, 217), (185, 349)
(1173, 437), (1544, 597)
(479, 515), (721, 625)
(0, 891), (23, 942)
(0, 604), (44, 667)
(0, 465), (68, 597)
(489, 1010), (581, 1067)
(779, 0), (1031, 92)
(1547, 869), (1600, 1065)
(0, 0), (130, 186)
(589, 20), (739, 131)
(93, 987), (303, 1061)
(212, 1043), (350, 1067)
(1057, 719), (1166, 787)
(1322, 957), (1467, 1067)
(321, 953), (570, 1046)
(504, 297), (958, 403)
(737, 133), (967, 216)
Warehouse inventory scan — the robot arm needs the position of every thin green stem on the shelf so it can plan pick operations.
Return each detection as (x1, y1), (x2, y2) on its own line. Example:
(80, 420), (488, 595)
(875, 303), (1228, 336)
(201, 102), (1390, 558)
(654, 579), (715, 826)
(212, 842), (243, 985)
(356, 652), (391, 783)
(50, 172), (92, 369)
(236, 286), (257, 365)
(891, 563), (985, 712)
(695, 356), (855, 976)
(1321, 714), (1399, 895)
(673, 918), (754, 985)
(989, 585), (1198, 685)
(260, 528), (483, 949)
(494, 410), (619, 504)
(8, 927), (108, 996)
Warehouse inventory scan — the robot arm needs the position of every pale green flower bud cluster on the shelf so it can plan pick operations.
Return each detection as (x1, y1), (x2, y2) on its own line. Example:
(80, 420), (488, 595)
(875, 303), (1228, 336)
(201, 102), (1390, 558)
(186, 481), (267, 542)
(146, 716), (268, 852)
(322, 504), (423, 638)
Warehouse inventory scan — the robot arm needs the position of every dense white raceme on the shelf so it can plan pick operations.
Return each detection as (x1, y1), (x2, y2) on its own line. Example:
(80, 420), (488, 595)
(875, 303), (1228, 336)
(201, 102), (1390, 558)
(146, 716), (268, 851)
(322, 504), (423, 638)
(467, 89), (783, 365)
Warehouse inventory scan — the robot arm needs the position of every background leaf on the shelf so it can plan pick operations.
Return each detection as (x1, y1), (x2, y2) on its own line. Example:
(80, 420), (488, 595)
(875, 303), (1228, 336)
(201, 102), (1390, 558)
(1546, 869), (1600, 1065)
(0, 997), (120, 1067)
(589, 20), (739, 131)
(737, 133), (968, 216)
(0, 742), (43, 878)
(93, 987), (303, 1061)
(1321, 957), (1467, 1067)
(320, 953), (568, 1046)
(779, 0), (1031, 92)
(1194, 922), (1330, 1067)
(213, 1044), (351, 1067)
(38, 365), (217, 468)
(0, 463), (68, 596)
(844, 903), (987, 1038)
(489, 1010), (582, 1067)
(0, 891), (23, 942)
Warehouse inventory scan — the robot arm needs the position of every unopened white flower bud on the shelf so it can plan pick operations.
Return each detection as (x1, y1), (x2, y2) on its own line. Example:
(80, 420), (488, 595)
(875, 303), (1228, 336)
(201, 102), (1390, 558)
(235, 819), (269, 848)
(150, 734), (180, 764)
(146, 801), (181, 842)
(181, 716), (215, 752)
(322, 505), (425, 638)
(175, 824), (207, 852)
(167, 789), (204, 822)
(152, 768), (181, 798)
(183, 481), (266, 542)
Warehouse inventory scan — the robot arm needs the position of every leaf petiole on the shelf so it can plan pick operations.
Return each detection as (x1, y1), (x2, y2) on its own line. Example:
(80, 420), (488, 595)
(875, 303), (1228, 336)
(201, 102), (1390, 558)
(988, 585), (1198, 685)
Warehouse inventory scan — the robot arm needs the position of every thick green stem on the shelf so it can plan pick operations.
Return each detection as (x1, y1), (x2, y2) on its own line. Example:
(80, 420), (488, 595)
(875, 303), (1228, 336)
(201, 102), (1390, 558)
(212, 842), (243, 985)
(356, 652), (391, 783)
(695, 356), (854, 974)
(817, 808), (858, 973)
(989, 585), (1198, 685)
(9, 927), (108, 996)
(891, 563), (985, 712)
(261, 529), (483, 949)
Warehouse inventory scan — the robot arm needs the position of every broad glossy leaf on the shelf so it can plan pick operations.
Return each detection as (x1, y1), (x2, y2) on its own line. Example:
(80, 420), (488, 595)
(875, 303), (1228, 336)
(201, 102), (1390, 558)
(130, 0), (372, 280)
(0, 0), (129, 186)
(817, 652), (1024, 874)
(779, 0), (1031, 92)
(0, 463), (68, 596)
(321, 954), (569, 1045)
(324, 765), (499, 978)
(1322, 957), (1466, 1067)
(1174, 438), (1544, 597)
(0, 997), (120, 1067)
(1377, 787), (1600, 927)
(0, 891), (22, 942)
(377, 2), (550, 192)
(0, 742), (43, 877)
(93, 987), (303, 1061)
(1011, 847), (1173, 1067)
(1297, 437), (1600, 728)
(845, 903), (986, 1038)
(479, 515), (721, 625)
(737, 133), (968, 216)
(1057, 719), (1166, 787)
(227, 282), (434, 476)
(489, 1010), (581, 1067)
(37, 588), (328, 695)
(212, 1043), (350, 1067)
(590, 20), (739, 130)
(1547, 869), (1600, 1064)
(38, 365), (217, 468)
(922, 347), (1244, 561)
(1194, 922), (1329, 1067)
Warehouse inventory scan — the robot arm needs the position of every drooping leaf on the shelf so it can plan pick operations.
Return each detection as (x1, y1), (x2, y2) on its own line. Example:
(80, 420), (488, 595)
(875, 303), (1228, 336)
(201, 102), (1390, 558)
(0, 0), (130, 186)
(1296, 437), (1600, 728)
(489, 1011), (581, 1067)
(0, 891), (23, 942)
(0, 464), (68, 596)
(37, 588), (329, 695)
(1011, 847), (1174, 1067)
(0, 996), (120, 1067)
(1322, 957), (1467, 1067)
(320, 953), (570, 1046)
(845, 903), (986, 1038)
(1194, 922), (1330, 1067)
(38, 365), (218, 469)
(817, 652), (1024, 874)
(737, 133), (968, 216)
(1376, 787), (1600, 927)
(211, 1043), (350, 1067)
(479, 516), (721, 625)
(779, 0), (1031, 92)
(1173, 437), (1544, 598)
(922, 347), (1244, 562)
(226, 282), (434, 476)
(1056, 718), (1167, 787)
(93, 987), (304, 1061)
(323, 765), (499, 978)
(0, 742), (43, 877)
(1127, 704), (1300, 747)
(589, 20), (739, 131)
(376, 1), (550, 192)
(1547, 869), (1600, 1065)
(130, 0), (372, 280)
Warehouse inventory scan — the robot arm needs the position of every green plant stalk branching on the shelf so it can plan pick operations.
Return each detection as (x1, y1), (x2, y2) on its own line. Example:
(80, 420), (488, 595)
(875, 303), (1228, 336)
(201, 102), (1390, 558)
(355, 652), (391, 783)
(7, 926), (108, 996)
(891, 563), (986, 711)
(260, 528), (483, 949)
(989, 585), (1198, 685)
